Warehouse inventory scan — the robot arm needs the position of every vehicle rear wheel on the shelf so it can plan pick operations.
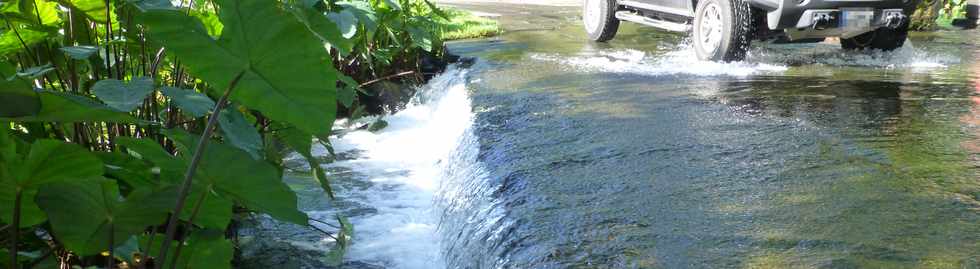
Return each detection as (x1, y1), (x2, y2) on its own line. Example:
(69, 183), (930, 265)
(840, 25), (909, 51)
(692, 0), (752, 62)
(583, 0), (619, 41)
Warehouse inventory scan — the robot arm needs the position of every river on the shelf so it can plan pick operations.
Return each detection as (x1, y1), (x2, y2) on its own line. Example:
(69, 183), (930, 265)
(242, 4), (980, 269)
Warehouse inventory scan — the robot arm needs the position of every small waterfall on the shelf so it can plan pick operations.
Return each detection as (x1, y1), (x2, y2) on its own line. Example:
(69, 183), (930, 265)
(314, 66), (486, 268)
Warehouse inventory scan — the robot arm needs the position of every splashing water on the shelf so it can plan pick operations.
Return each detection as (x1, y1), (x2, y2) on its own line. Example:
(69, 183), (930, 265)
(531, 44), (788, 77)
(747, 40), (960, 68)
(531, 39), (959, 77)
(310, 67), (475, 268)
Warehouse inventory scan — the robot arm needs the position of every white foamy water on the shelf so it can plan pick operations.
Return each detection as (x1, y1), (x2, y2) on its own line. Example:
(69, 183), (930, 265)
(310, 67), (473, 268)
(532, 44), (789, 76)
(748, 41), (959, 68)
(533, 40), (958, 76)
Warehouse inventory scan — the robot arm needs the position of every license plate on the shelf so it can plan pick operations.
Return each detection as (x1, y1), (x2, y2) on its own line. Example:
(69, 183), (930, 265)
(840, 9), (874, 29)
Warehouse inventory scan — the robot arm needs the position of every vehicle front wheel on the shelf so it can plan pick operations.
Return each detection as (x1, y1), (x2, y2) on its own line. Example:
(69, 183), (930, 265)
(840, 25), (909, 51)
(583, 0), (619, 41)
(692, 0), (752, 62)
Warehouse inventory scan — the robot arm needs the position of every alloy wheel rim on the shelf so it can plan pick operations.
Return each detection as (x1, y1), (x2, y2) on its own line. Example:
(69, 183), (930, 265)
(698, 3), (724, 53)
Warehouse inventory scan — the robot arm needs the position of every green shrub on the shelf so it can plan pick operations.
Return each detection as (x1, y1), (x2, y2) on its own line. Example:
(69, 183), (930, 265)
(0, 0), (462, 268)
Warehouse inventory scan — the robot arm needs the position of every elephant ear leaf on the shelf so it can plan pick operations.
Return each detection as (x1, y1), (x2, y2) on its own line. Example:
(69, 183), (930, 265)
(275, 125), (334, 199)
(163, 129), (308, 225)
(174, 229), (234, 269)
(160, 86), (215, 118)
(114, 137), (233, 229)
(139, 229), (233, 269)
(91, 77), (156, 112)
(36, 178), (167, 255)
(0, 62), (40, 118)
(217, 107), (262, 160)
(0, 139), (104, 227)
(139, 0), (339, 136)
(2, 91), (139, 123)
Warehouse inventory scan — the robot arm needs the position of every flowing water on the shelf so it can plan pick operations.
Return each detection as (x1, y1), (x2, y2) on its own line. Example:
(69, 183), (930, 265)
(244, 4), (980, 269)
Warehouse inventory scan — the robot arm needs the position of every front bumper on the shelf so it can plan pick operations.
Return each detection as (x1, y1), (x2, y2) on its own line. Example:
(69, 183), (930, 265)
(750, 0), (911, 30)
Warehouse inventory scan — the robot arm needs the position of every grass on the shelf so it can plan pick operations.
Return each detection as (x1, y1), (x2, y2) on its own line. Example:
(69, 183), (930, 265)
(436, 8), (501, 40)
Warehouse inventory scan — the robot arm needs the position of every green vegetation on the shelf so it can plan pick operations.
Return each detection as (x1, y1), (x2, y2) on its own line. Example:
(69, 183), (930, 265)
(437, 8), (500, 40)
(911, 0), (973, 30)
(0, 0), (478, 268)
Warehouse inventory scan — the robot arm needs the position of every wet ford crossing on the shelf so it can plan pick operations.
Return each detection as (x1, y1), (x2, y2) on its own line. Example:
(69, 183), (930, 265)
(246, 3), (980, 269)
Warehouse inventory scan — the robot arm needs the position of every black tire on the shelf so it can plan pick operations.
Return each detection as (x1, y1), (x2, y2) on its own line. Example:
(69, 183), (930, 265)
(840, 25), (909, 51)
(692, 0), (752, 62)
(583, 0), (620, 42)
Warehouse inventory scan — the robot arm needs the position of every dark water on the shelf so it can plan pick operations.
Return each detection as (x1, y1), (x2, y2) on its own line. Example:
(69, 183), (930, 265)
(438, 4), (980, 269)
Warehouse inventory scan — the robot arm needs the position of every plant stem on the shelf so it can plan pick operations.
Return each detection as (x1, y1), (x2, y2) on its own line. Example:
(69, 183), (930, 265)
(153, 70), (245, 269)
(103, 0), (113, 79)
(3, 18), (37, 64)
(107, 222), (114, 269)
(10, 190), (21, 269)
(167, 190), (209, 269)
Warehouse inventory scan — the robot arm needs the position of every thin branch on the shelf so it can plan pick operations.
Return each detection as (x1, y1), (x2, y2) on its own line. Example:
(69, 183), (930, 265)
(154, 70), (246, 269)
(309, 218), (341, 229)
(308, 224), (338, 241)
(358, 71), (415, 87)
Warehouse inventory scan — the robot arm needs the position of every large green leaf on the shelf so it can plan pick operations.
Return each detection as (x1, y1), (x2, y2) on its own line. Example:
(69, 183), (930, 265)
(59, 45), (99, 60)
(325, 215), (353, 266)
(164, 129), (308, 225)
(192, 10), (223, 37)
(54, 0), (113, 23)
(337, 1), (377, 35)
(18, 0), (60, 26)
(217, 107), (261, 159)
(0, 62), (40, 118)
(0, 27), (48, 56)
(276, 125), (334, 199)
(140, 184), (233, 230)
(173, 229), (234, 269)
(114, 137), (232, 229)
(139, 0), (338, 136)
(159, 86), (214, 118)
(139, 229), (233, 269)
(114, 137), (183, 184)
(1, 91), (139, 123)
(0, 0), (19, 14)
(407, 25), (433, 52)
(325, 10), (357, 39)
(91, 77), (156, 112)
(380, 0), (401, 10)
(36, 178), (167, 255)
(291, 4), (352, 55)
(127, 0), (175, 11)
(96, 151), (158, 191)
(0, 139), (104, 227)
(16, 64), (54, 78)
